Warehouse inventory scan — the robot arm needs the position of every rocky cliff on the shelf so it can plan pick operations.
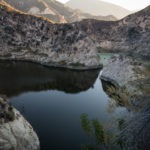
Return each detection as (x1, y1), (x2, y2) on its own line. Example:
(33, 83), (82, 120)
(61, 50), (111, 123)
(0, 2), (150, 69)
(100, 55), (148, 93)
(0, 2), (101, 69)
(100, 55), (150, 150)
(100, 54), (150, 115)
(3, 0), (117, 23)
(82, 5), (150, 58)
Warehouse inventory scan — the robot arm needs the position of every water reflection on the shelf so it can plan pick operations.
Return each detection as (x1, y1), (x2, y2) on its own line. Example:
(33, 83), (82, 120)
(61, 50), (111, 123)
(0, 61), (132, 150)
(0, 61), (100, 97)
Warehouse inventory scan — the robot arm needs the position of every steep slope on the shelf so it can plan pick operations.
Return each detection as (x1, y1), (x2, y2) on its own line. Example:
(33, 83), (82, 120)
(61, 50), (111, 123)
(3, 0), (117, 23)
(0, 2), (100, 69)
(67, 0), (131, 19)
(95, 5), (150, 57)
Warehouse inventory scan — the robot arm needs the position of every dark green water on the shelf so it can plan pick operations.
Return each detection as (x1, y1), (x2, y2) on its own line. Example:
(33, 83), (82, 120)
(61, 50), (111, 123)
(0, 61), (131, 150)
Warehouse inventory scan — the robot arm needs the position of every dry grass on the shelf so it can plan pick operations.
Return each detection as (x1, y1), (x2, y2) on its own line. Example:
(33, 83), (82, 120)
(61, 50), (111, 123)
(106, 85), (132, 110)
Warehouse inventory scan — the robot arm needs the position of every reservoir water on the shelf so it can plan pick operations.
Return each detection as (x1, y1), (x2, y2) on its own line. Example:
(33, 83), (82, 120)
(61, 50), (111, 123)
(0, 61), (131, 150)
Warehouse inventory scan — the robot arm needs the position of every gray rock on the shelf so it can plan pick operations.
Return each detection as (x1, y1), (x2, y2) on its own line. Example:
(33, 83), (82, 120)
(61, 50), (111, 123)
(101, 55), (140, 84)
(0, 2), (101, 70)
(100, 55), (147, 95)
(0, 96), (40, 150)
(0, 2), (150, 70)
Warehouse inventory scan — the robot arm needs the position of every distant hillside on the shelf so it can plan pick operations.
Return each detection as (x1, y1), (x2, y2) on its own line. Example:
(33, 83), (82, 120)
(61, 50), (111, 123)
(3, 0), (117, 23)
(66, 0), (131, 19)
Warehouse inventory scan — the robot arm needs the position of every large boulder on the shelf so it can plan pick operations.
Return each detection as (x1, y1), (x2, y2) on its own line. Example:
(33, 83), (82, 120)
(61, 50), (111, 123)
(100, 55), (146, 94)
(0, 96), (40, 150)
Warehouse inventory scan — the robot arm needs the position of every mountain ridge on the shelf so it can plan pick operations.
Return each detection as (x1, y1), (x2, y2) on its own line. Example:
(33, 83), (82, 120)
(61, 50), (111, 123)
(66, 0), (131, 19)
(2, 0), (117, 23)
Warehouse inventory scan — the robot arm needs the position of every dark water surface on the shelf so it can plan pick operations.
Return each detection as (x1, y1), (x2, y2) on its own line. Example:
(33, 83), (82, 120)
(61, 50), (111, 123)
(0, 61), (131, 150)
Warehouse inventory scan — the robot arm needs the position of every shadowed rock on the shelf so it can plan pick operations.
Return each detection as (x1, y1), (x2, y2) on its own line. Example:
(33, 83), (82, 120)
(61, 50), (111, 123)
(116, 97), (150, 150)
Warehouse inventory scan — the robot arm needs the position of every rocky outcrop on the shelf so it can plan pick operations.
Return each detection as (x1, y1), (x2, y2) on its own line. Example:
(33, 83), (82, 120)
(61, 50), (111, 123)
(92, 5), (150, 58)
(100, 55), (148, 94)
(0, 2), (101, 69)
(100, 54), (150, 116)
(0, 96), (40, 150)
(0, 2), (149, 69)
(100, 55), (150, 149)
(100, 55), (144, 86)
(3, 0), (117, 23)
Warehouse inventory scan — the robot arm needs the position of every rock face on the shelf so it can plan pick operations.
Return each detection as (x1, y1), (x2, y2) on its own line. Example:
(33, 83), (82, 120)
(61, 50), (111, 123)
(100, 55), (150, 149)
(0, 96), (40, 150)
(100, 55), (144, 86)
(0, 2), (101, 69)
(93, 5), (150, 58)
(100, 55), (148, 94)
(0, 2), (150, 68)
(3, 0), (117, 23)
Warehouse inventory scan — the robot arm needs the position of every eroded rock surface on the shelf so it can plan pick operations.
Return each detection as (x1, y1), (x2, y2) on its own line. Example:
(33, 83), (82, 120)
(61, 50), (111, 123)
(100, 56), (150, 150)
(101, 55), (144, 87)
(0, 2), (101, 69)
(0, 96), (40, 150)
(0, 3), (150, 69)
(100, 55), (150, 97)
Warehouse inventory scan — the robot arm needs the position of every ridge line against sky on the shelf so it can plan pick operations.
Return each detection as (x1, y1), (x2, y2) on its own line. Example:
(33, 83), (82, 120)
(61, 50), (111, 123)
(56, 0), (150, 11)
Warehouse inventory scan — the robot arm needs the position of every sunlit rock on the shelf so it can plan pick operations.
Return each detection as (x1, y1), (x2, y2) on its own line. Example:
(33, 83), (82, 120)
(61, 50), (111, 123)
(0, 96), (40, 150)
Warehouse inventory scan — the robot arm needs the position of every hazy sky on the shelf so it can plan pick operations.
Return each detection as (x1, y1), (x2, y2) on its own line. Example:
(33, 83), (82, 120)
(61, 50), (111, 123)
(56, 0), (150, 11)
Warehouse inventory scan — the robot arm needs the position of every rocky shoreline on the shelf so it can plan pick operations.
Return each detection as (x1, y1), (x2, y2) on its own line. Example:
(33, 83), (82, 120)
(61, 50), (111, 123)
(0, 1), (150, 149)
(100, 55), (150, 149)
(100, 55), (147, 92)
